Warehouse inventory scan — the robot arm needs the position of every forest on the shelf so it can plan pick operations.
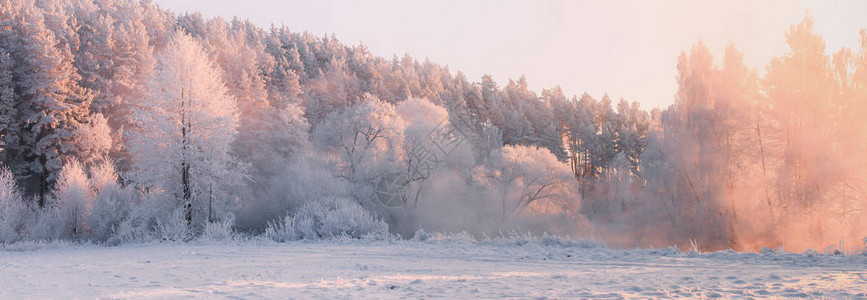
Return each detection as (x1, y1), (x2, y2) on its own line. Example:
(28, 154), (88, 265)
(0, 0), (865, 252)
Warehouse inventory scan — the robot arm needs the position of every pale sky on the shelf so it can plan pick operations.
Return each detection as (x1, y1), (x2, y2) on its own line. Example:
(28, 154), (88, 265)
(154, 0), (867, 109)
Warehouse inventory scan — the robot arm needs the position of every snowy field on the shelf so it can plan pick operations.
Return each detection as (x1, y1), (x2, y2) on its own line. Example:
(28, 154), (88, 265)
(1, 239), (866, 299)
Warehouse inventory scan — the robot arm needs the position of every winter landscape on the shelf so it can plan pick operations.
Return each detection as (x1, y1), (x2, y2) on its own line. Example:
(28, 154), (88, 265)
(1, 0), (867, 298)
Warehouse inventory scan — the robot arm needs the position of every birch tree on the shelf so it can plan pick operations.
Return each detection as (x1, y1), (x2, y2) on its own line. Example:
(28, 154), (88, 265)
(128, 31), (242, 232)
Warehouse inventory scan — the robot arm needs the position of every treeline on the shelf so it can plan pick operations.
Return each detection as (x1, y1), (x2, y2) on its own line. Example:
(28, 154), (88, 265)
(0, 0), (864, 252)
(0, 0), (603, 243)
(0, 0), (648, 196)
(640, 21), (867, 252)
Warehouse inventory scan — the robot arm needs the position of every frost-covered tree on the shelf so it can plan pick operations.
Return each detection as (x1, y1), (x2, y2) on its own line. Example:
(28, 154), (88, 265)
(50, 159), (92, 240)
(0, 2), (92, 203)
(488, 145), (576, 218)
(128, 31), (243, 231)
(305, 59), (358, 126)
(314, 94), (405, 185)
(187, 18), (311, 194)
(313, 93), (406, 225)
(70, 0), (157, 172)
(759, 16), (864, 251)
(0, 0), (862, 251)
(395, 97), (450, 165)
(73, 113), (113, 169)
(264, 26), (304, 108)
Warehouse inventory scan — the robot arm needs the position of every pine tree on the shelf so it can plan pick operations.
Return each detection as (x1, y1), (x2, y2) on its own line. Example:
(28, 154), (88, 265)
(0, 2), (92, 204)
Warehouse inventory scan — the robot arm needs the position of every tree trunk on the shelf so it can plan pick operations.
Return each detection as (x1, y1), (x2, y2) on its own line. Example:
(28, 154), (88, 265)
(181, 89), (192, 228)
(182, 159), (191, 227)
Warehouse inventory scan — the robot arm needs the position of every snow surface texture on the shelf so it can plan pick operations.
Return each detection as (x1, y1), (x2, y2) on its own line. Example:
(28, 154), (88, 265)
(1, 239), (866, 299)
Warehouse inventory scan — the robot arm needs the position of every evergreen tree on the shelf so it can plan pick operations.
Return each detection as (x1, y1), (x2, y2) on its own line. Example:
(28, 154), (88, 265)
(0, 2), (92, 204)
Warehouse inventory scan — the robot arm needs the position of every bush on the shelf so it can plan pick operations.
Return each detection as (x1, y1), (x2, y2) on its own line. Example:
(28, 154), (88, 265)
(111, 192), (163, 244)
(0, 167), (27, 243)
(155, 208), (190, 242)
(410, 228), (432, 242)
(200, 215), (236, 242)
(29, 208), (61, 241)
(87, 184), (133, 243)
(264, 215), (297, 242)
(87, 162), (133, 243)
(29, 160), (138, 243)
(264, 197), (389, 241)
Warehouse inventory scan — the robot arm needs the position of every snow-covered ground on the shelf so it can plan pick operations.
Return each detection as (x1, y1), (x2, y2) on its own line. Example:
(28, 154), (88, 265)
(1, 239), (866, 299)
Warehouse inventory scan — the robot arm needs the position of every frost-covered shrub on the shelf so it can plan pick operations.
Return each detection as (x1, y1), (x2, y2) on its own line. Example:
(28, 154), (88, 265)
(87, 162), (133, 242)
(156, 208), (190, 242)
(410, 228), (432, 242)
(112, 194), (163, 244)
(264, 215), (297, 242)
(297, 197), (389, 239)
(15, 160), (141, 244)
(0, 167), (27, 243)
(29, 207), (62, 241)
(88, 186), (132, 242)
(265, 197), (388, 241)
(200, 215), (236, 242)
